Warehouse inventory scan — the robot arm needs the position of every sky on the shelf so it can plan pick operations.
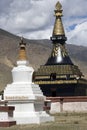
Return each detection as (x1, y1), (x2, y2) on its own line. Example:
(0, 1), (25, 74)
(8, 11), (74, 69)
(0, 0), (87, 46)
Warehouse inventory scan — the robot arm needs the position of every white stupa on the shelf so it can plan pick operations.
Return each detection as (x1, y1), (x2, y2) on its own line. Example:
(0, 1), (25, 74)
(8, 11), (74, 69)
(4, 38), (54, 124)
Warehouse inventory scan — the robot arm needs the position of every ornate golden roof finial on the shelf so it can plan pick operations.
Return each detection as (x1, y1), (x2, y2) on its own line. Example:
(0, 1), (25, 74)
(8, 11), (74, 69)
(55, 1), (62, 10)
(52, 1), (65, 36)
(18, 37), (27, 60)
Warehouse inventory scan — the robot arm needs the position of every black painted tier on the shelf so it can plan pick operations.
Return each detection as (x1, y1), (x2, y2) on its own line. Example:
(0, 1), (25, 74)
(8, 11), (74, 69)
(46, 55), (73, 65)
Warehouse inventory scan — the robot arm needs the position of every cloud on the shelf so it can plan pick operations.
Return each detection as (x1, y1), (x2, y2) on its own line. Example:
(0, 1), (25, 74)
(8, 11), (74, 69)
(0, 0), (12, 15)
(62, 0), (87, 17)
(0, 0), (87, 46)
(0, 0), (57, 36)
(22, 26), (53, 39)
(67, 21), (87, 46)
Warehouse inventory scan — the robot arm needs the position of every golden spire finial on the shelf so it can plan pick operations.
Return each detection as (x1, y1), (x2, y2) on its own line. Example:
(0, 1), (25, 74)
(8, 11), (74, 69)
(56, 1), (62, 10)
(18, 37), (27, 60)
(52, 1), (65, 36)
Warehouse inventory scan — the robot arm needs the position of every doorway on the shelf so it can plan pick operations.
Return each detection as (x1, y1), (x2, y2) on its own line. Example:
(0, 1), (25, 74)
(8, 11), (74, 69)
(51, 88), (57, 97)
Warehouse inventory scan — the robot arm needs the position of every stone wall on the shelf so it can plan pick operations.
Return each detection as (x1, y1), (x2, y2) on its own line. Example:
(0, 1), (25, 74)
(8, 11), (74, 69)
(0, 102), (16, 127)
(46, 96), (87, 113)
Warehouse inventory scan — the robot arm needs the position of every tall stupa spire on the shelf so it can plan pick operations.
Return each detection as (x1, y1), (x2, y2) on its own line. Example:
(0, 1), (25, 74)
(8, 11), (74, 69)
(18, 37), (27, 61)
(51, 1), (67, 43)
(53, 1), (65, 35)
(46, 1), (72, 65)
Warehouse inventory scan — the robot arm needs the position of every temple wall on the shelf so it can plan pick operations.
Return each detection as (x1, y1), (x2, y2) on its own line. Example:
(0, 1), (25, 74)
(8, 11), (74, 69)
(46, 96), (87, 113)
(0, 102), (16, 127)
(50, 102), (87, 113)
(63, 102), (87, 112)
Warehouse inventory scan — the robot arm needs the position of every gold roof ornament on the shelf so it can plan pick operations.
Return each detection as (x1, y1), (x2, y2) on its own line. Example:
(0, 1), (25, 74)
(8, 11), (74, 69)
(18, 37), (27, 60)
(55, 1), (62, 11)
(52, 1), (65, 36)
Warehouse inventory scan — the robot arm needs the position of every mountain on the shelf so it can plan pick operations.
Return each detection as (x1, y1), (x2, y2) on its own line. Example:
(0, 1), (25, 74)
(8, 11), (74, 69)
(0, 28), (87, 91)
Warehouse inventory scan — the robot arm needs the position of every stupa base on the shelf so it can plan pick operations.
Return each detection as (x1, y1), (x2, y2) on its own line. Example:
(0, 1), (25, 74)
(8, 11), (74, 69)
(14, 111), (54, 124)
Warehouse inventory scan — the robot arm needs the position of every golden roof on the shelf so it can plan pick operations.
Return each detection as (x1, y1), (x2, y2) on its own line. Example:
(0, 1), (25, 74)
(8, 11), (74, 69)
(34, 78), (87, 85)
(35, 65), (82, 76)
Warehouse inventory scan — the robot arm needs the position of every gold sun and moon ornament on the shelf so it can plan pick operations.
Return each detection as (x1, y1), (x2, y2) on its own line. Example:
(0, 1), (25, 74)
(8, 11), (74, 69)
(51, 44), (68, 57)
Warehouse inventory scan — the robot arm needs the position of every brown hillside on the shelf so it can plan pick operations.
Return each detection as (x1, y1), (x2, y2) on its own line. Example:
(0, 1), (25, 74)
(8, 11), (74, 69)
(0, 28), (87, 91)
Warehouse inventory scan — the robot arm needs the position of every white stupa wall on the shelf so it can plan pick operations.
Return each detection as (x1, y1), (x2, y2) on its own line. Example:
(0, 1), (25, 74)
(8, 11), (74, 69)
(4, 60), (54, 124)
(12, 61), (33, 83)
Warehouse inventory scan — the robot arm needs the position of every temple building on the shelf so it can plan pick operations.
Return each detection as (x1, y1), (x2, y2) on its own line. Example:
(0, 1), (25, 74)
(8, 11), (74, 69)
(34, 1), (87, 97)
